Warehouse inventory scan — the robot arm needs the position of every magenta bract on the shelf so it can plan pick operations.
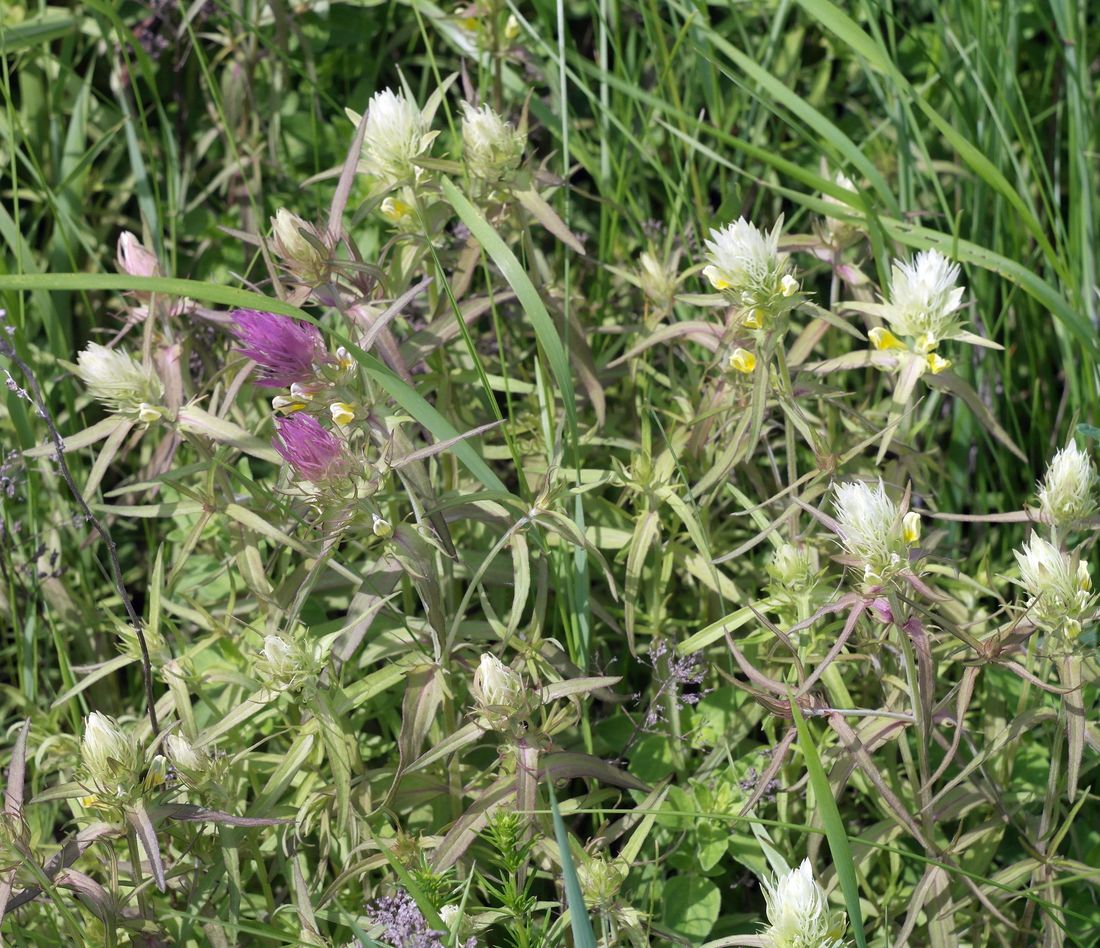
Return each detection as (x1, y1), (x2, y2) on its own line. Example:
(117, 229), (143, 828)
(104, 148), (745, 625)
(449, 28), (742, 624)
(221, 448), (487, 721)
(272, 414), (351, 482)
(232, 309), (328, 388)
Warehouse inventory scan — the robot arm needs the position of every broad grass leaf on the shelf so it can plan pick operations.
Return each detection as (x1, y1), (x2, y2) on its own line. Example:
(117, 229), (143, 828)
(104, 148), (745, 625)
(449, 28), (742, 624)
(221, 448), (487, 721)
(661, 876), (720, 941)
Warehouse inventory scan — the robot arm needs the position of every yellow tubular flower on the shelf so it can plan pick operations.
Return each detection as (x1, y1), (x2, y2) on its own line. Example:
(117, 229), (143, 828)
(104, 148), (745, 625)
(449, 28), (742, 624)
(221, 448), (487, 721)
(729, 348), (757, 374)
(925, 353), (951, 374)
(330, 402), (355, 425)
(869, 327), (906, 351)
(902, 511), (921, 544)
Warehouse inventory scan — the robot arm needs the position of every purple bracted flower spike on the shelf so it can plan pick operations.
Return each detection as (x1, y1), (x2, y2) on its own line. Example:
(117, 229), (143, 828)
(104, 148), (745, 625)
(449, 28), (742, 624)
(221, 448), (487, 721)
(273, 414), (351, 482)
(232, 309), (328, 388)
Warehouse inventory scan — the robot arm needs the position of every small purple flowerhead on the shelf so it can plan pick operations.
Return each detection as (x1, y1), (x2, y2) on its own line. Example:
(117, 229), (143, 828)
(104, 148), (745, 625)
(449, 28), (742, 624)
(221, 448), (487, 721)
(273, 414), (351, 483)
(233, 309), (328, 388)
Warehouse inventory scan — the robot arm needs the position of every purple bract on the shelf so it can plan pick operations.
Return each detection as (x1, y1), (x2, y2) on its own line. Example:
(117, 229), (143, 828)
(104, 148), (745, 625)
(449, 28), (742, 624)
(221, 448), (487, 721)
(233, 309), (328, 388)
(272, 414), (351, 482)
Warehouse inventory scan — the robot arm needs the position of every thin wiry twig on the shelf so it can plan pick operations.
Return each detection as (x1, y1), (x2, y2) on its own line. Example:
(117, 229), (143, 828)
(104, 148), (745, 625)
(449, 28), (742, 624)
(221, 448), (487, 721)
(0, 325), (160, 735)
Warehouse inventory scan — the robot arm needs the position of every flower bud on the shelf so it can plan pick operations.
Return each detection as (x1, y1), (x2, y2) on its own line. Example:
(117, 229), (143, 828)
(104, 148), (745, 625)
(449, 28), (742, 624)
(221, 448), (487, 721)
(75, 343), (165, 420)
(881, 249), (966, 350)
(272, 394), (307, 413)
(165, 734), (206, 773)
(116, 231), (160, 279)
(461, 102), (526, 183)
(1038, 442), (1096, 527)
(143, 754), (169, 792)
(577, 856), (625, 909)
(256, 634), (324, 692)
(270, 209), (328, 285)
(819, 169), (861, 247)
(637, 251), (678, 310)
(767, 543), (814, 591)
(372, 513), (393, 539)
(81, 712), (140, 797)
(1013, 535), (1095, 632)
(702, 217), (796, 327)
(470, 653), (528, 729)
(262, 635), (297, 679)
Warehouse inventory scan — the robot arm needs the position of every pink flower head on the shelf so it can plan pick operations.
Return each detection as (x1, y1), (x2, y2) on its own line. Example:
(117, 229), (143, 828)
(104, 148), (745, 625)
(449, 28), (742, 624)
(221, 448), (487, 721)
(273, 414), (351, 482)
(117, 232), (160, 278)
(233, 309), (329, 388)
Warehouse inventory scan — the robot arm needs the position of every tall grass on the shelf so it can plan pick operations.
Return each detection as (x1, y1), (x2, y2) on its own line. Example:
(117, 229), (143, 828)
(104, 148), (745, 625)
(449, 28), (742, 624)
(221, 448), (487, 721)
(1, 0), (1098, 945)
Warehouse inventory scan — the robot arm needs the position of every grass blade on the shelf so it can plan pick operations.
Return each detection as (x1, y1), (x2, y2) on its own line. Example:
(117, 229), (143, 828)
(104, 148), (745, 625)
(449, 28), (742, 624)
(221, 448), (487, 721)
(789, 695), (867, 948)
(546, 780), (597, 948)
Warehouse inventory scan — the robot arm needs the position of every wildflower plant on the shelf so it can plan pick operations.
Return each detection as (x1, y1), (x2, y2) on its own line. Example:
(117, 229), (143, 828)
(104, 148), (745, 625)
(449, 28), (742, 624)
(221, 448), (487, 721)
(5, 6), (1100, 948)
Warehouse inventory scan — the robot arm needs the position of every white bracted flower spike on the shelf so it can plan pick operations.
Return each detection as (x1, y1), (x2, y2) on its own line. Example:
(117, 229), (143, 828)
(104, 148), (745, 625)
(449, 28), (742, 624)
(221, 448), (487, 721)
(1038, 442), (1096, 527)
(761, 859), (847, 948)
(881, 249), (966, 351)
(832, 479), (919, 583)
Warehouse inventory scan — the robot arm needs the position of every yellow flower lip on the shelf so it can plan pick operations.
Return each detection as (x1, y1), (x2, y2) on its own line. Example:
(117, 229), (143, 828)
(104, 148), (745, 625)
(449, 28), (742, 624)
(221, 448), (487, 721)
(381, 196), (413, 223)
(869, 327), (906, 351)
(330, 402), (356, 425)
(742, 309), (764, 330)
(703, 265), (730, 290)
(902, 510), (921, 544)
(272, 395), (308, 414)
(925, 353), (951, 374)
(729, 347), (757, 374)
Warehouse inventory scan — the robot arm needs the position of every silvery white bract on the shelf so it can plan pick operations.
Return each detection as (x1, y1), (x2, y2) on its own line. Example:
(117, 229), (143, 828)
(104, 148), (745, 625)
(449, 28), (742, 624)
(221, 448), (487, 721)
(702, 217), (798, 328)
(460, 102), (525, 183)
(882, 249), (966, 351)
(761, 860), (847, 948)
(832, 479), (920, 583)
(1038, 442), (1096, 527)
(1013, 535), (1094, 635)
(75, 343), (164, 422)
(362, 88), (435, 187)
